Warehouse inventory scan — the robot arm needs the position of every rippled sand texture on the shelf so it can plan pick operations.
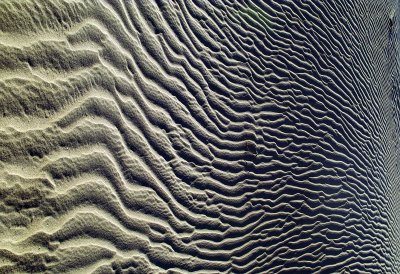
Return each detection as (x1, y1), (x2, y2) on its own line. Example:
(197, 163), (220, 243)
(0, 0), (399, 273)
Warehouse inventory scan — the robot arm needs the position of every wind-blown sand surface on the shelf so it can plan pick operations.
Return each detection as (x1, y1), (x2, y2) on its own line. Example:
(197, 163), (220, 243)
(0, 0), (399, 273)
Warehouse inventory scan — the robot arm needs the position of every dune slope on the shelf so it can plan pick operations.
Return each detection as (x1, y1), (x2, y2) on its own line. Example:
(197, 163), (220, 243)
(0, 0), (399, 273)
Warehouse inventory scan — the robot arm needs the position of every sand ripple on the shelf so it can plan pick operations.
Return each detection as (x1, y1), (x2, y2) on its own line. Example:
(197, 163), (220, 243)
(0, 0), (399, 273)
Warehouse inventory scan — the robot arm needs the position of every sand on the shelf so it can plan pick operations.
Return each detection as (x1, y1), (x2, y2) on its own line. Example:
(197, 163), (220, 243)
(0, 0), (399, 273)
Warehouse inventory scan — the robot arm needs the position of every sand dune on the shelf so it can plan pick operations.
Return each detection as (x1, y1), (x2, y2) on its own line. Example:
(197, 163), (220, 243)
(0, 0), (399, 273)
